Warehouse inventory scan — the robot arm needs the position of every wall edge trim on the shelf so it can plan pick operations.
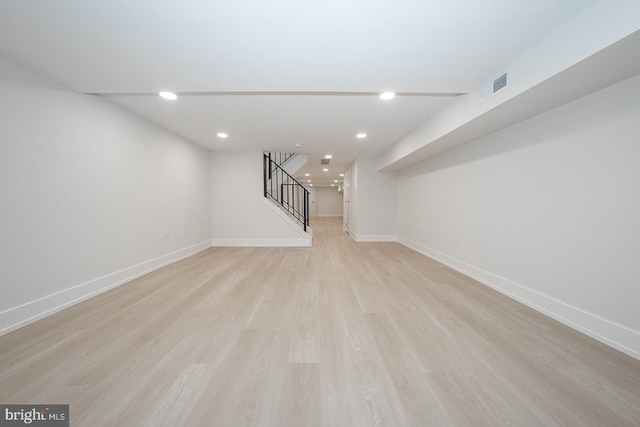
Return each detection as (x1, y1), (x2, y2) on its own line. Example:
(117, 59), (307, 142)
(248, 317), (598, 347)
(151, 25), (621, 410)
(211, 238), (311, 247)
(398, 236), (640, 361)
(354, 234), (398, 243)
(0, 240), (211, 336)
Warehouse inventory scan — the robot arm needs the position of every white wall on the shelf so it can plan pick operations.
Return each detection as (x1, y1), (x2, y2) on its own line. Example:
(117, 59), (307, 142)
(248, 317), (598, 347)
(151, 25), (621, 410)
(0, 56), (212, 334)
(347, 161), (358, 236)
(396, 74), (640, 359)
(312, 187), (343, 217)
(210, 151), (311, 246)
(342, 169), (352, 231)
(307, 187), (317, 217)
(349, 157), (397, 242)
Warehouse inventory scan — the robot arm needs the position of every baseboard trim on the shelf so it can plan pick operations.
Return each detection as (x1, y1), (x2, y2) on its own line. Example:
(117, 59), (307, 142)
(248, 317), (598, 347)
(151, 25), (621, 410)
(398, 236), (640, 361)
(211, 238), (312, 247)
(354, 234), (398, 243)
(0, 240), (211, 336)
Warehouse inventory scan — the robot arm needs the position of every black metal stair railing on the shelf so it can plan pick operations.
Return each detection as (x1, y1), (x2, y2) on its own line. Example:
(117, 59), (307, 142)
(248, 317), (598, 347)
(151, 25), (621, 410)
(267, 152), (296, 167)
(263, 153), (309, 231)
(266, 152), (296, 179)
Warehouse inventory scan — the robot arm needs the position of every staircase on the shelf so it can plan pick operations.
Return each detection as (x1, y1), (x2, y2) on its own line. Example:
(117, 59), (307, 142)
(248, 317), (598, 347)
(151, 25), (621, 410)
(263, 152), (310, 232)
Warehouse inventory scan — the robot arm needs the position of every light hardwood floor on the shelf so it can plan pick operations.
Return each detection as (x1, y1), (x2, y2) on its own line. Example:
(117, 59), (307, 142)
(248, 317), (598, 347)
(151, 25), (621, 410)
(1, 217), (639, 426)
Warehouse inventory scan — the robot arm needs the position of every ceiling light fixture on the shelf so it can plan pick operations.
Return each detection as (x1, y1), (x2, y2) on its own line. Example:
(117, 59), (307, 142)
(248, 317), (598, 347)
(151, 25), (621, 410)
(217, 132), (228, 138)
(339, 173), (344, 177)
(356, 133), (367, 139)
(304, 173), (310, 177)
(324, 155), (332, 159)
(379, 91), (396, 100)
(159, 91), (178, 100)
(323, 168), (328, 172)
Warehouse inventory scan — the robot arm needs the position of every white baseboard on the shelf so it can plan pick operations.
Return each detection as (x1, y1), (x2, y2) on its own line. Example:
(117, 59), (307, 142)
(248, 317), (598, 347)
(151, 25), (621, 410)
(398, 236), (640, 361)
(353, 234), (398, 243)
(211, 238), (311, 247)
(0, 240), (211, 336)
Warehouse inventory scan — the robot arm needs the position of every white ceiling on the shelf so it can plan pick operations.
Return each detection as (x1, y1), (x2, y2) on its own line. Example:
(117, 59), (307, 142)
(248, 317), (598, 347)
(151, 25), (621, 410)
(0, 0), (596, 185)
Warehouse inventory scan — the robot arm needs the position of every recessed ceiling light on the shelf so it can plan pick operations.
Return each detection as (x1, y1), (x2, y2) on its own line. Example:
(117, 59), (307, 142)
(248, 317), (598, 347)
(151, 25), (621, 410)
(304, 173), (310, 176)
(339, 173), (344, 177)
(307, 180), (312, 182)
(331, 184), (335, 187)
(159, 91), (178, 100)
(324, 154), (332, 159)
(334, 180), (338, 183)
(217, 132), (228, 139)
(310, 184), (313, 186)
(356, 133), (367, 139)
(295, 143), (302, 148)
(323, 168), (328, 172)
(379, 91), (396, 100)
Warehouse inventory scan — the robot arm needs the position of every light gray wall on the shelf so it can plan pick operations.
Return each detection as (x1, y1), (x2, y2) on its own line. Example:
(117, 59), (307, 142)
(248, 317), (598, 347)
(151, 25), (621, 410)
(350, 157), (397, 241)
(312, 187), (343, 217)
(210, 150), (311, 246)
(347, 161), (358, 236)
(0, 56), (212, 333)
(396, 73), (640, 358)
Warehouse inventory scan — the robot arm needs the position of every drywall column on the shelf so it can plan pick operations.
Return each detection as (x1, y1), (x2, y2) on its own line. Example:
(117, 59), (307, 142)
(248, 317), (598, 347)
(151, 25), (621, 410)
(348, 157), (397, 242)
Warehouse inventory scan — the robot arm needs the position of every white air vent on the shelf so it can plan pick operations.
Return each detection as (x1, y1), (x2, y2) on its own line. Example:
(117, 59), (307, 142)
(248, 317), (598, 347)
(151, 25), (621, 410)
(481, 71), (509, 100)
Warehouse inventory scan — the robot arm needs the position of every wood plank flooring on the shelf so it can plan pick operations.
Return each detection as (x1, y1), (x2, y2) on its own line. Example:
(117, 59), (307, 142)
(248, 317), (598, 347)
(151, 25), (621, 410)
(1, 217), (639, 426)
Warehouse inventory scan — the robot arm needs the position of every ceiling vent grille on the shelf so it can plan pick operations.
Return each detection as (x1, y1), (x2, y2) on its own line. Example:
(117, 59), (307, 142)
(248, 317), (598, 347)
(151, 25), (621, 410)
(320, 158), (330, 165)
(493, 73), (507, 93)
(481, 71), (509, 100)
